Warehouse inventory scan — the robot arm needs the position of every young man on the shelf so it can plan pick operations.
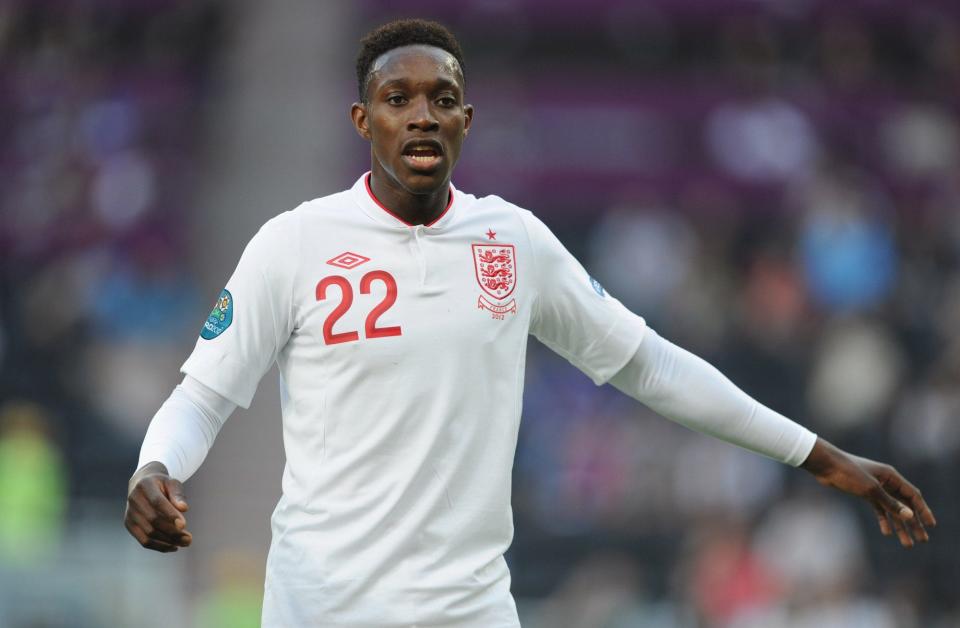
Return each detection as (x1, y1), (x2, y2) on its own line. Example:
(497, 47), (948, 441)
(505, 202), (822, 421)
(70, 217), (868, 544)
(125, 19), (935, 628)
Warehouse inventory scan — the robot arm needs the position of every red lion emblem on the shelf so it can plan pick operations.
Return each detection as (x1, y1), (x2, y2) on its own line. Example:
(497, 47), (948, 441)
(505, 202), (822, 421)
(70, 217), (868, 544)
(477, 250), (512, 265)
(472, 243), (517, 300)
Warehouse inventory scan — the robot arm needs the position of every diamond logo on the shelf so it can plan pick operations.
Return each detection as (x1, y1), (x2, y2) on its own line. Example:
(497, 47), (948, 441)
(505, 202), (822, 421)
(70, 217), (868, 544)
(326, 251), (370, 270)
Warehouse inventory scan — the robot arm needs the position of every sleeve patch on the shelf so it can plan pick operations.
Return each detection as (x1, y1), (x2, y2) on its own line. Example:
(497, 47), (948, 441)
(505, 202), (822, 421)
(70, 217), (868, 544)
(200, 289), (233, 339)
(590, 276), (606, 297)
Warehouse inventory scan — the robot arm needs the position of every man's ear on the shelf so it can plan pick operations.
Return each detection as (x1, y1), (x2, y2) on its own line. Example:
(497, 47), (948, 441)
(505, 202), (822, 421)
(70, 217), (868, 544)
(351, 102), (371, 140)
(463, 104), (474, 137)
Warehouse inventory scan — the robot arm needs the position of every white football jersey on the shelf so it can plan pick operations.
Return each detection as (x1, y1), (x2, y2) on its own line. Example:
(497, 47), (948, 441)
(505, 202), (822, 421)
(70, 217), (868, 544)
(181, 173), (647, 627)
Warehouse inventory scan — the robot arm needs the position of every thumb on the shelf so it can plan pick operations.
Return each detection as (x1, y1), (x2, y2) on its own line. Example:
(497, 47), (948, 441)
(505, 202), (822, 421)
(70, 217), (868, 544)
(875, 485), (913, 520)
(164, 478), (190, 513)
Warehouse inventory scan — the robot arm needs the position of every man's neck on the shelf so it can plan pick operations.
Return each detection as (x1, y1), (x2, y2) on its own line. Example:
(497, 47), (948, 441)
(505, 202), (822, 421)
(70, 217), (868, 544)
(367, 171), (450, 226)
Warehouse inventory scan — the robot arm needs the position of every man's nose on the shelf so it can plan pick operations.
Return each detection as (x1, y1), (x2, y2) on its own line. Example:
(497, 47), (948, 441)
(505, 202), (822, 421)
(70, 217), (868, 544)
(407, 97), (439, 132)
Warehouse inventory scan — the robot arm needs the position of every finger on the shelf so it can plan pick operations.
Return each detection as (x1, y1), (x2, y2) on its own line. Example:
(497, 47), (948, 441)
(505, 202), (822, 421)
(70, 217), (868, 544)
(144, 538), (180, 553)
(126, 519), (180, 552)
(128, 508), (192, 547)
(130, 501), (190, 537)
(880, 470), (935, 527)
(142, 481), (188, 529)
(125, 518), (150, 545)
(904, 489), (937, 529)
(163, 478), (190, 513)
(128, 495), (191, 537)
(890, 513), (914, 548)
(914, 498), (936, 528)
(872, 504), (892, 536)
(130, 481), (182, 524)
(871, 484), (913, 521)
(909, 518), (929, 543)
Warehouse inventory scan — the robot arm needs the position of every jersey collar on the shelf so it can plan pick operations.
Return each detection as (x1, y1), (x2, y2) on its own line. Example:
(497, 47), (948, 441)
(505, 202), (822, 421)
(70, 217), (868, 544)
(352, 172), (457, 230)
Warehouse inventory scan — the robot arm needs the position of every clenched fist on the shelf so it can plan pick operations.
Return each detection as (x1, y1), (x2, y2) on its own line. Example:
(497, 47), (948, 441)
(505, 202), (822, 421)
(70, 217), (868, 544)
(124, 461), (193, 552)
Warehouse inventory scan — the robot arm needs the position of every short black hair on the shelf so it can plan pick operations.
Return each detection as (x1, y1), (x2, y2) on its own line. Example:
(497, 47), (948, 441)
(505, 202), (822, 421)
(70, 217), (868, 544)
(356, 19), (465, 101)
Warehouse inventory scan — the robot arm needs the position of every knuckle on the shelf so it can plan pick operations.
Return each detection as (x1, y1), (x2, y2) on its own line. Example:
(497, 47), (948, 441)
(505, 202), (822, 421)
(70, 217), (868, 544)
(132, 493), (152, 511)
(133, 480), (153, 496)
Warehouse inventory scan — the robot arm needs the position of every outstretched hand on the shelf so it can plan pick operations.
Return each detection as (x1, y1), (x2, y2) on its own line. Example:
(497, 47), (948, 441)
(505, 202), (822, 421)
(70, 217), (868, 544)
(800, 438), (936, 547)
(124, 461), (193, 553)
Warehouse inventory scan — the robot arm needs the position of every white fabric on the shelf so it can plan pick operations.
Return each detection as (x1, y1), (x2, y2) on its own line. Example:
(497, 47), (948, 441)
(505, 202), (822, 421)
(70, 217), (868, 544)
(136, 375), (236, 481)
(609, 329), (818, 467)
(173, 173), (646, 627)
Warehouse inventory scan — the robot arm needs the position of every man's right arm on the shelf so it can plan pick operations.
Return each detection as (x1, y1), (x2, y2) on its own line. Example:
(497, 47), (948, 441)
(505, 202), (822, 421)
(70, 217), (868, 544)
(124, 376), (237, 552)
(125, 212), (298, 552)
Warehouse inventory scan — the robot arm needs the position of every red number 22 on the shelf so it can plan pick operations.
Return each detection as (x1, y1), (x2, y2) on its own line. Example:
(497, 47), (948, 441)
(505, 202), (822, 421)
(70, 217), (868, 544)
(316, 271), (402, 345)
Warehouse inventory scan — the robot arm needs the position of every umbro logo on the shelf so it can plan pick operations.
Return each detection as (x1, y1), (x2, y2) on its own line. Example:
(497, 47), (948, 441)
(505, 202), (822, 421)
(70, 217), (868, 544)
(326, 251), (370, 270)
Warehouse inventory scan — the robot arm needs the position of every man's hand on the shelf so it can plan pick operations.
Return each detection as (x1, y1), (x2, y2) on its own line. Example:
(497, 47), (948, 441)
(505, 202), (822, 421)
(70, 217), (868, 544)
(801, 438), (936, 547)
(124, 461), (193, 553)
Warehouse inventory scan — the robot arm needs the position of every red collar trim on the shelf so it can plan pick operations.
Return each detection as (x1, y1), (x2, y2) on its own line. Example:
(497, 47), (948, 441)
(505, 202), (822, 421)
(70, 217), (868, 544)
(364, 173), (454, 228)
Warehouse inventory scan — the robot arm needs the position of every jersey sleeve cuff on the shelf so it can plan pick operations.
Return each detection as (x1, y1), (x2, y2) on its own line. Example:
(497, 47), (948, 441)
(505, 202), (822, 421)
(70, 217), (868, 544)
(180, 352), (258, 409)
(580, 309), (648, 385)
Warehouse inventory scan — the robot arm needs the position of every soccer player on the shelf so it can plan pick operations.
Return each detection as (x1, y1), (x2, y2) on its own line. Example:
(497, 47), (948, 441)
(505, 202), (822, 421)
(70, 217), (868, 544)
(125, 19), (935, 627)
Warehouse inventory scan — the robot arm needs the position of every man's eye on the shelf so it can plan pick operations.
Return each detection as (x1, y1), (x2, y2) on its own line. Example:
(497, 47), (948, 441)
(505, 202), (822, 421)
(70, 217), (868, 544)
(386, 95), (407, 105)
(437, 97), (456, 107)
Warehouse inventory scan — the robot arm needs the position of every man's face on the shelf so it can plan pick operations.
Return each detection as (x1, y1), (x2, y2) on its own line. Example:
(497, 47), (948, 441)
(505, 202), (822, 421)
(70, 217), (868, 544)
(352, 45), (473, 195)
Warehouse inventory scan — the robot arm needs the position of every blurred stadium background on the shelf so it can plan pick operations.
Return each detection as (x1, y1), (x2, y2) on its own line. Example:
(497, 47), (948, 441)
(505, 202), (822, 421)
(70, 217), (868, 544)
(1, 1), (958, 626)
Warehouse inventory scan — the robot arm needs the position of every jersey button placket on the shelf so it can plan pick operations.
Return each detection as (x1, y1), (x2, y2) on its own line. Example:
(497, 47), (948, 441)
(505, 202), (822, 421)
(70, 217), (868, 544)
(411, 225), (427, 287)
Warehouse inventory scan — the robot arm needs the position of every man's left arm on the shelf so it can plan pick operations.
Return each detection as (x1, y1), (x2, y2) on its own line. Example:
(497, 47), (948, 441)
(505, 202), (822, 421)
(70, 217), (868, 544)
(518, 209), (935, 547)
(609, 328), (936, 547)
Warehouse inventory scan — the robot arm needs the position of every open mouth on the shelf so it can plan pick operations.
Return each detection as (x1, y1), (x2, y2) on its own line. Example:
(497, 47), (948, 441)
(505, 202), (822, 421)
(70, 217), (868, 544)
(401, 141), (443, 170)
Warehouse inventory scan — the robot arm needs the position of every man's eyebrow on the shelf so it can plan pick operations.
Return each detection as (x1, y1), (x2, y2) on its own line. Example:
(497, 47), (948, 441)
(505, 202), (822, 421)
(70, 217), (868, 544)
(431, 77), (459, 90)
(377, 78), (409, 90)
(376, 77), (461, 92)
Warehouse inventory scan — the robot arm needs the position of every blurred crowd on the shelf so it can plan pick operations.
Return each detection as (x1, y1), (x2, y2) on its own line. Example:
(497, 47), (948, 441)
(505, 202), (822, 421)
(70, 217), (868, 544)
(422, 2), (959, 626)
(1, 0), (959, 626)
(0, 2), (228, 626)
(0, 1), (224, 496)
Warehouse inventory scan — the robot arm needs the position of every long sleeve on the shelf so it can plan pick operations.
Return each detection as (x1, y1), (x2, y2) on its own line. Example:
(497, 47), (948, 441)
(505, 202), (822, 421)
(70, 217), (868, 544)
(136, 375), (238, 481)
(609, 328), (817, 466)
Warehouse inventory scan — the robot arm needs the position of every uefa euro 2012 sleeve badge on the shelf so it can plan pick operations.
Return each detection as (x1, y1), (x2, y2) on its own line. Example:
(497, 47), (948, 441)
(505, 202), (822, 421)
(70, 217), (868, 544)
(200, 289), (233, 339)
